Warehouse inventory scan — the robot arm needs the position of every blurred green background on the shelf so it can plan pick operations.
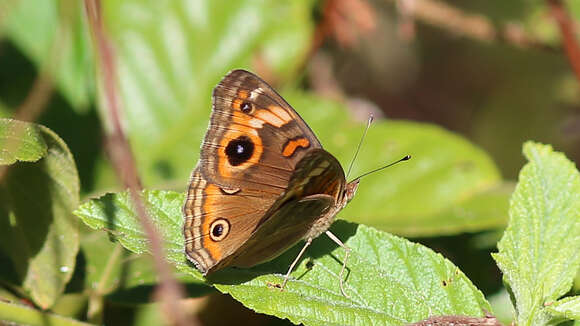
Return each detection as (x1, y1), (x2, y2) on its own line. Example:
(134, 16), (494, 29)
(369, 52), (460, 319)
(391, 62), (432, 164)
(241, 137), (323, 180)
(1, 0), (579, 325)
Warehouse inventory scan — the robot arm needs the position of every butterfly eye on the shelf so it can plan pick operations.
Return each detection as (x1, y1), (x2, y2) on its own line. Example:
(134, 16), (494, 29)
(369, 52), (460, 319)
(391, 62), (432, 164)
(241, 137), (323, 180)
(240, 101), (252, 114)
(209, 218), (230, 242)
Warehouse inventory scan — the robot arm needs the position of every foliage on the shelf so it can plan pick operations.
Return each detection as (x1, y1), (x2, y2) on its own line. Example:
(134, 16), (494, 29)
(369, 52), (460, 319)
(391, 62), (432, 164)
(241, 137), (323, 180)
(1, 0), (579, 325)
(493, 142), (580, 325)
(0, 119), (79, 309)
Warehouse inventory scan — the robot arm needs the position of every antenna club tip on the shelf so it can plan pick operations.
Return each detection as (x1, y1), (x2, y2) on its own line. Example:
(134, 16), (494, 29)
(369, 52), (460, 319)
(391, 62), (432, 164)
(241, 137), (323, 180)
(403, 155), (411, 161)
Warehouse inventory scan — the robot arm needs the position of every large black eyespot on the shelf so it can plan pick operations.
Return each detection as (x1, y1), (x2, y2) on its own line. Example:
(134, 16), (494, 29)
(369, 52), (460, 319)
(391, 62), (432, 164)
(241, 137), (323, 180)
(209, 218), (230, 242)
(240, 101), (252, 113)
(225, 136), (254, 166)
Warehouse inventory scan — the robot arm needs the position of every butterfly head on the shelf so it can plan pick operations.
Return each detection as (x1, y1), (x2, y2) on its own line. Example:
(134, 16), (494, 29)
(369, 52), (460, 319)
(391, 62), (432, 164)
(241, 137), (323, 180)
(344, 179), (360, 205)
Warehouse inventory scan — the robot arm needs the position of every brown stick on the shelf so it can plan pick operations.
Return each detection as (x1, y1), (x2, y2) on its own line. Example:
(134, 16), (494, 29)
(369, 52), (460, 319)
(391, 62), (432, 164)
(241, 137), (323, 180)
(548, 0), (580, 83)
(83, 1), (197, 325)
(408, 314), (503, 326)
(12, 73), (54, 123)
(390, 0), (560, 51)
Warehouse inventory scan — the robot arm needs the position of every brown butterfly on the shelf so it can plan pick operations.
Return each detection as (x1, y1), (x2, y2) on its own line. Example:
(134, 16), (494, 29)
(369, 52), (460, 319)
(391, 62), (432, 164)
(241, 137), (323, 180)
(183, 69), (407, 296)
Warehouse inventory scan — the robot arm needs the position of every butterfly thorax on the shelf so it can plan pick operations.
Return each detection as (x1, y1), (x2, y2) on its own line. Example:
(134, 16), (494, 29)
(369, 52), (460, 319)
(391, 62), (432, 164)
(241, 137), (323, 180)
(303, 178), (359, 240)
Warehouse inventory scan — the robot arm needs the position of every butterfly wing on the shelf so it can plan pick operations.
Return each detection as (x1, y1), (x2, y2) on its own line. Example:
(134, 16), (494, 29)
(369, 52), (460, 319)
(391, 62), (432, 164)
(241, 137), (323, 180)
(184, 70), (325, 273)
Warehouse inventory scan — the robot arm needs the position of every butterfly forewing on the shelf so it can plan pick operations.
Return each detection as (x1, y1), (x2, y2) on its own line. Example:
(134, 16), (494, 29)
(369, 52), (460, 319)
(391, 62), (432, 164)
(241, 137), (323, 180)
(199, 70), (322, 191)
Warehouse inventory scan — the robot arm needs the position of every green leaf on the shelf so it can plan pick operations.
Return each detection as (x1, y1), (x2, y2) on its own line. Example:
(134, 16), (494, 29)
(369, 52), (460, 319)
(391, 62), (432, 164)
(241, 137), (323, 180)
(132, 303), (166, 326)
(545, 296), (580, 321)
(0, 100), (10, 118)
(378, 183), (512, 236)
(492, 142), (580, 325)
(96, 0), (314, 186)
(75, 190), (491, 325)
(283, 92), (505, 237)
(81, 232), (128, 296)
(1, 0), (94, 110)
(0, 119), (80, 309)
(0, 119), (47, 164)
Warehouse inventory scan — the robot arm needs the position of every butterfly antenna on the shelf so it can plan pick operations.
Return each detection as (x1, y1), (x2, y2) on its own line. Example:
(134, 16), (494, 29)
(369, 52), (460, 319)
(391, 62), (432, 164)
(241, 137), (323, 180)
(346, 114), (374, 179)
(351, 155), (411, 181)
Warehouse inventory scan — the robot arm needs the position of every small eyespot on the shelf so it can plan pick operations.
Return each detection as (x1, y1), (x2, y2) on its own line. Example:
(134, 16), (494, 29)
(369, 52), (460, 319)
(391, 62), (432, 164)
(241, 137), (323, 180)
(240, 101), (252, 113)
(209, 218), (230, 242)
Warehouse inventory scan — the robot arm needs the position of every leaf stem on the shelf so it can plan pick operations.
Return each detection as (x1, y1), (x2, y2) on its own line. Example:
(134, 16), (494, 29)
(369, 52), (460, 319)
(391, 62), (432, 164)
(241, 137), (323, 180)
(0, 300), (96, 326)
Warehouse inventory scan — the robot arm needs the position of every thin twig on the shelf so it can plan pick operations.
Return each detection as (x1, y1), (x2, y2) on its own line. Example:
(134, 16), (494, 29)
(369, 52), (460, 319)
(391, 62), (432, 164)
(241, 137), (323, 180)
(83, 1), (196, 325)
(396, 0), (417, 41)
(389, 0), (560, 51)
(297, 0), (377, 75)
(547, 0), (580, 83)
(13, 73), (54, 122)
(409, 314), (503, 326)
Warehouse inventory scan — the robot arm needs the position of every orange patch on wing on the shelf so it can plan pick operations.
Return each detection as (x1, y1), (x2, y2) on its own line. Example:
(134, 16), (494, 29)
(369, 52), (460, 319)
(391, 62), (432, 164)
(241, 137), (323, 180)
(254, 109), (285, 127)
(269, 105), (292, 122)
(202, 184), (224, 261)
(282, 138), (310, 157)
(229, 110), (262, 128)
(237, 90), (249, 99)
(232, 98), (243, 110)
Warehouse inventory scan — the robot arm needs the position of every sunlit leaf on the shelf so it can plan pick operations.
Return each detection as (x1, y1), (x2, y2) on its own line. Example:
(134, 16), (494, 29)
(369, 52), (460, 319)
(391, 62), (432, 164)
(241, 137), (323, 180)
(545, 296), (580, 321)
(0, 119), (47, 164)
(492, 142), (580, 325)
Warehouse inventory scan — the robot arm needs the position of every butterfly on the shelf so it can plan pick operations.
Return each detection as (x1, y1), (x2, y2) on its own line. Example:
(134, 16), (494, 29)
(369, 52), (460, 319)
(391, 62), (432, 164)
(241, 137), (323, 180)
(183, 69), (403, 296)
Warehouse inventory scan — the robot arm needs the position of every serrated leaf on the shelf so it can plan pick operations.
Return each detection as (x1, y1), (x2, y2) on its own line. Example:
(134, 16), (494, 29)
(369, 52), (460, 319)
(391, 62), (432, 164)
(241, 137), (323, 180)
(0, 119), (47, 164)
(97, 0), (314, 186)
(0, 119), (80, 309)
(282, 92), (505, 237)
(75, 190), (491, 325)
(1, 0), (93, 110)
(545, 296), (580, 321)
(492, 142), (580, 325)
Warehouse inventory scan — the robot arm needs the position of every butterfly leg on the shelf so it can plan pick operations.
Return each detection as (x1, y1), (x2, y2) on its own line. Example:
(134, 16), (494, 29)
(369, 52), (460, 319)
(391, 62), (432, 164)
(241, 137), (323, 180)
(279, 238), (313, 291)
(325, 230), (351, 298)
